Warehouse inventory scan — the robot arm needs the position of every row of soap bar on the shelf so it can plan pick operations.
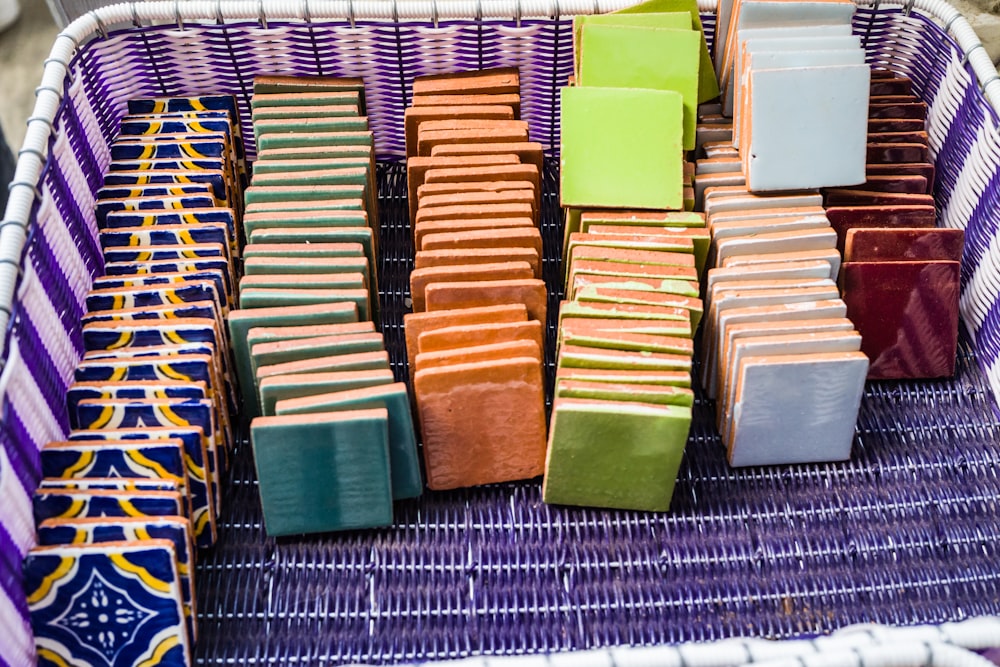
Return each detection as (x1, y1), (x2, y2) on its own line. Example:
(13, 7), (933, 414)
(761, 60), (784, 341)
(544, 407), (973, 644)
(546, 1), (721, 511)
(234, 76), (423, 539)
(724, 0), (870, 190)
(401, 68), (549, 491)
(545, 210), (705, 512)
(25, 94), (249, 667)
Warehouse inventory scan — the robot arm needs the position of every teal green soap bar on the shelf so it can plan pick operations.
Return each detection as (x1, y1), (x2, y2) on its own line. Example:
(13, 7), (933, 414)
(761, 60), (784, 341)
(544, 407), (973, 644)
(239, 272), (367, 292)
(578, 24), (700, 151)
(254, 145), (372, 160)
(259, 368), (394, 416)
(244, 184), (365, 206)
(275, 382), (423, 500)
(250, 168), (376, 217)
(251, 331), (385, 378)
(251, 158), (370, 175)
(246, 321), (375, 357)
(252, 104), (361, 120)
(560, 86), (684, 210)
(243, 256), (369, 277)
(243, 213), (370, 237)
(257, 131), (373, 151)
(257, 350), (390, 383)
(239, 287), (370, 319)
(254, 116), (369, 138)
(248, 227), (375, 275)
(542, 397), (691, 511)
(227, 302), (360, 415)
(250, 91), (361, 110)
(243, 243), (365, 259)
(250, 409), (392, 536)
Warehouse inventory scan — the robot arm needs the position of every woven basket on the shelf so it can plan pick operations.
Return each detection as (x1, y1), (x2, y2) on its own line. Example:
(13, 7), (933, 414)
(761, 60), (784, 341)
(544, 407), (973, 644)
(2, 1), (1000, 665)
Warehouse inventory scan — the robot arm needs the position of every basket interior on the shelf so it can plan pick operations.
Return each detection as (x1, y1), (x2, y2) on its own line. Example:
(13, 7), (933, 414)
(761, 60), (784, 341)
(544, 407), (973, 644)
(2, 7), (1000, 666)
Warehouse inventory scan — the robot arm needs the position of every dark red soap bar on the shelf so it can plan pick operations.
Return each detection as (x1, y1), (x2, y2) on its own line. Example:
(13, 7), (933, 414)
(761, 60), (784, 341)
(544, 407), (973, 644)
(865, 163), (935, 192)
(866, 143), (930, 164)
(842, 174), (928, 194)
(870, 77), (913, 95)
(824, 190), (934, 207)
(869, 103), (927, 120)
(840, 260), (960, 380)
(844, 227), (964, 262)
(868, 118), (925, 133)
(826, 205), (937, 252)
(867, 131), (928, 145)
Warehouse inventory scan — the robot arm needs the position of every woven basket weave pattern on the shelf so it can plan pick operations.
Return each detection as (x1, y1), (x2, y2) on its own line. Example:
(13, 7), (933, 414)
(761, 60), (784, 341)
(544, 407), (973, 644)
(0, 6), (999, 666)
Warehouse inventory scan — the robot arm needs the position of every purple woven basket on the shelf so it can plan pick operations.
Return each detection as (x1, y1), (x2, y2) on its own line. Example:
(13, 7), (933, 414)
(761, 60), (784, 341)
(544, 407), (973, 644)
(2, 3), (1000, 666)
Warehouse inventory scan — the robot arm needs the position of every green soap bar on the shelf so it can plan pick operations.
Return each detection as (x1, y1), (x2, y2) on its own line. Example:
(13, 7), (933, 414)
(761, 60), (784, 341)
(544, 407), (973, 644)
(558, 344), (692, 372)
(243, 213), (370, 237)
(259, 368), (394, 416)
(240, 273), (367, 292)
(578, 24), (699, 151)
(257, 131), (373, 151)
(572, 277), (701, 300)
(556, 367), (692, 388)
(243, 256), (369, 277)
(255, 145), (372, 160)
(228, 302), (360, 415)
(555, 379), (695, 407)
(559, 301), (690, 324)
(257, 350), (390, 382)
(560, 86), (684, 210)
(575, 284), (703, 332)
(243, 243), (364, 260)
(573, 12), (690, 78)
(250, 409), (391, 536)
(252, 332), (384, 373)
(251, 158), (370, 175)
(275, 382), (423, 500)
(564, 235), (694, 284)
(254, 117), (369, 138)
(250, 91), (361, 110)
(562, 207), (584, 256)
(252, 78), (367, 114)
(247, 228), (376, 281)
(579, 213), (706, 230)
(246, 320), (375, 349)
(559, 326), (693, 352)
(250, 168), (376, 218)
(244, 184), (365, 206)
(252, 104), (361, 121)
(239, 287), (370, 319)
(614, 0), (720, 104)
(542, 398), (691, 511)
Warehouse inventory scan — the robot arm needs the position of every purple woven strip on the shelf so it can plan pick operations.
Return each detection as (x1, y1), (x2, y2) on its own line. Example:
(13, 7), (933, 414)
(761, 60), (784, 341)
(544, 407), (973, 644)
(11, 310), (71, 435)
(0, 413), (41, 502)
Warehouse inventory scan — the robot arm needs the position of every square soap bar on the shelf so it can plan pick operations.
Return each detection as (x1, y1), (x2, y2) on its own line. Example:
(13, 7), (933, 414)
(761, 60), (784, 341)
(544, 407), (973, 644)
(25, 539), (190, 667)
(543, 397), (691, 511)
(578, 24), (700, 150)
(250, 409), (393, 535)
(561, 86), (684, 211)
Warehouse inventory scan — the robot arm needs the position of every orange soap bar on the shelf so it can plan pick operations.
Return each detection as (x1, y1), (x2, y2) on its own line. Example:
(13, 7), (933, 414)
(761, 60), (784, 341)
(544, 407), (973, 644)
(409, 261), (534, 311)
(414, 356), (545, 490)
(424, 278), (548, 324)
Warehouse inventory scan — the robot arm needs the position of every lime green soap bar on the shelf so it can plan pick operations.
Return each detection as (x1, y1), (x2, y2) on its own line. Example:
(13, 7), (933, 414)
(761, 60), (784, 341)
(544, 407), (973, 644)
(559, 326), (693, 352)
(573, 12), (691, 77)
(578, 24), (700, 151)
(575, 284), (704, 332)
(259, 368), (394, 416)
(227, 302), (360, 415)
(542, 398), (691, 511)
(239, 288), (370, 319)
(560, 86), (684, 210)
(555, 379), (695, 407)
(558, 344), (693, 372)
(275, 382), (423, 500)
(614, 0), (720, 104)
(250, 409), (392, 536)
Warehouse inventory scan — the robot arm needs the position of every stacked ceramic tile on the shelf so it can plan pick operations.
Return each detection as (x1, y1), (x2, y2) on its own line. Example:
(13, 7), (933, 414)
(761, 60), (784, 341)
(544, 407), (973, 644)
(400, 67), (550, 491)
(826, 70), (964, 379)
(24, 94), (246, 667)
(236, 76), (422, 538)
(542, 3), (723, 513)
(693, 107), (869, 467)
(718, 0), (870, 192)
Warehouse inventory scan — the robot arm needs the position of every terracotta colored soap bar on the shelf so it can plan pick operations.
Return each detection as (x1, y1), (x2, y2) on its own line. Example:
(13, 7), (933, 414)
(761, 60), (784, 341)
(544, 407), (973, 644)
(409, 262), (534, 311)
(420, 227), (543, 255)
(418, 189), (537, 216)
(424, 279), (548, 324)
(542, 397), (691, 511)
(412, 93), (522, 118)
(840, 260), (960, 379)
(415, 203), (535, 225)
(406, 154), (519, 222)
(404, 105), (515, 156)
(431, 141), (544, 174)
(415, 248), (542, 278)
(417, 128), (530, 157)
(417, 320), (544, 354)
(412, 67), (520, 97)
(415, 340), (542, 372)
(250, 409), (392, 535)
(414, 357), (545, 490)
(414, 218), (535, 250)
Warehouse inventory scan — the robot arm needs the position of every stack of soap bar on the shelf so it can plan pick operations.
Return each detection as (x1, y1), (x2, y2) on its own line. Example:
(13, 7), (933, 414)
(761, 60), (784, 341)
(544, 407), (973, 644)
(720, 0), (870, 191)
(238, 76), (422, 537)
(700, 184), (868, 467)
(544, 208), (703, 511)
(403, 69), (548, 490)
(829, 70), (963, 379)
(25, 94), (247, 666)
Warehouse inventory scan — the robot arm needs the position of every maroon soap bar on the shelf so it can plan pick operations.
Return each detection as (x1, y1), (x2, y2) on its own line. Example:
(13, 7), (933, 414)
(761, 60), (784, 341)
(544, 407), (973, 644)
(840, 174), (928, 194)
(844, 227), (964, 262)
(826, 205), (937, 252)
(840, 260), (960, 380)
(866, 143), (930, 164)
(867, 131), (928, 145)
(865, 163), (935, 192)
(824, 191), (935, 207)
(869, 102), (927, 120)
(870, 77), (913, 96)
(868, 118), (925, 133)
